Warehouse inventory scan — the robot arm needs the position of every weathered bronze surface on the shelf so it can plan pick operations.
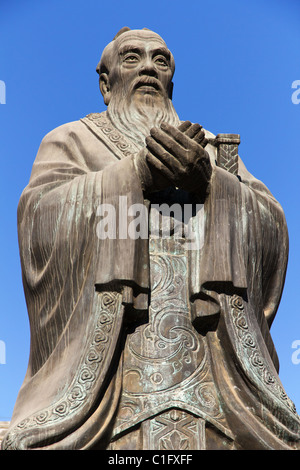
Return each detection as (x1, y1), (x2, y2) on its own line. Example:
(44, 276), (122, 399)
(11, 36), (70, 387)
(2, 28), (300, 450)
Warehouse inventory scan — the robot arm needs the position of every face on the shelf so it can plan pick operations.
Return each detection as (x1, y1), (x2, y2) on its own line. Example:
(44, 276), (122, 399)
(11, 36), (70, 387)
(101, 30), (174, 106)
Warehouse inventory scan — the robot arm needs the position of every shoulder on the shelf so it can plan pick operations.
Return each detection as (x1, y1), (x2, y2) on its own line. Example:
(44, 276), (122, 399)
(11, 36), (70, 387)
(36, 114), (120, 170)
(203, 128), (216, 140)
(41, 119), (88, 145)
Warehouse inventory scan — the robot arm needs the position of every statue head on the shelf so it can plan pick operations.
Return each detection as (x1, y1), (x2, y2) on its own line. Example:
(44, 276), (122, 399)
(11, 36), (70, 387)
(96, 27), (179, 147)
(96, 27), (175, 106)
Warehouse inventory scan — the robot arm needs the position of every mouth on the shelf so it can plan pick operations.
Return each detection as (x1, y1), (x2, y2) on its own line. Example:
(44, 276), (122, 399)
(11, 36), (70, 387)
(133, 77), (162, 93)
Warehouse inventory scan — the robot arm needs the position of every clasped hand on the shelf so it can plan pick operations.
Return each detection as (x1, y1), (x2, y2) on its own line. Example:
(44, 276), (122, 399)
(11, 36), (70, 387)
(135, 121), (212, 198)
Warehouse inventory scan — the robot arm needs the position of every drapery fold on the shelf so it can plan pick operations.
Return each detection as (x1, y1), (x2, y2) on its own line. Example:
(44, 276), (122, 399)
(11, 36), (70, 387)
(2, 114), (299, 450)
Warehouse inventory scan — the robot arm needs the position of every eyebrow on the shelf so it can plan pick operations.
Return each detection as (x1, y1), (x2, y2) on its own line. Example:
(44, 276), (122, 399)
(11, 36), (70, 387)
(119, 44), (142, 56)
(151, 47), (171, 60)
(119, 44), (170, 60)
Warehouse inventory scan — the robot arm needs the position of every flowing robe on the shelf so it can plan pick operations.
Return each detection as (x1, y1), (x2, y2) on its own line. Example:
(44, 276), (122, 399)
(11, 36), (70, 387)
(2, 111), (300, 450)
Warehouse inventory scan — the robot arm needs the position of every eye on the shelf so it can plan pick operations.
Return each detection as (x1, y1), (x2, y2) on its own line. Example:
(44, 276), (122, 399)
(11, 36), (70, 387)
(154, 56), (169, 67)
(123, 54), (139, 64)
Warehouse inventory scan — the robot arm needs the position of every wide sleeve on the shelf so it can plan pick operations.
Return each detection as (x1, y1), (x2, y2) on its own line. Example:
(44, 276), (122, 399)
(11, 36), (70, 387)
(2, 122), (150, 449)
(17, 122), (150, 373)
(189, 156), (288, 337)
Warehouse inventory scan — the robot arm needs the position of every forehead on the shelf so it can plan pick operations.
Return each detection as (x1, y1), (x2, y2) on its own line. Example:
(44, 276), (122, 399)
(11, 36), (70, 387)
(115, 31), (169, 53)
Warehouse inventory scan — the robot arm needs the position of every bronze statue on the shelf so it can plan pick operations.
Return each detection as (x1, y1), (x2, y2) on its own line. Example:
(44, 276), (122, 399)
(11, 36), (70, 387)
(2, 27), (300, 450)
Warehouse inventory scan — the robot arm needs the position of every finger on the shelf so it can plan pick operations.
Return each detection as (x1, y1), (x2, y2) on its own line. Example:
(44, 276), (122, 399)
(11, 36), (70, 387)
(192, 128), (206, 145)
(148, 128), (187, 162)
(199, 137), (209, 148)
(146, 152), (177, 185)
(184, 123), (203, 140)
(160, 122), (195, 150)
(146, 135), (182, 172)
(177, 121), (192, 133)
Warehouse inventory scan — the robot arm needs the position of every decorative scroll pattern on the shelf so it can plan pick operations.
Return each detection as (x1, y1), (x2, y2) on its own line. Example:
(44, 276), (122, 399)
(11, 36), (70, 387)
(81, 112), (138, 160)
(230, 295), (297, 415)
(2, 292), (121, 450)
(123, 252), (203, 393)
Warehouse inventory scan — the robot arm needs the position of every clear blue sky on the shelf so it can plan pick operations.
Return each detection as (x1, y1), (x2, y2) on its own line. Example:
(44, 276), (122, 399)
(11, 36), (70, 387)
(0, 0), (299, 421)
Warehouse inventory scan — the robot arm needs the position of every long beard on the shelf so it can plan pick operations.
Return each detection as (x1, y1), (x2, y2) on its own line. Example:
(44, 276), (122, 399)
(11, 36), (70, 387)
(107, 85), (180, 149)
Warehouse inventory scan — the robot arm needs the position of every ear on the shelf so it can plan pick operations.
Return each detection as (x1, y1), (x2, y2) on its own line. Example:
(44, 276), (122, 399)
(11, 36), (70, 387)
(168, 81), (174, 100)
(99, 73), (111, 105)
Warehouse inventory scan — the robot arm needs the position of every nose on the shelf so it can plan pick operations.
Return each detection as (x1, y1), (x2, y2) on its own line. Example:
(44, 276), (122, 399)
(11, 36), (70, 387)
(138, 58), (158, 78)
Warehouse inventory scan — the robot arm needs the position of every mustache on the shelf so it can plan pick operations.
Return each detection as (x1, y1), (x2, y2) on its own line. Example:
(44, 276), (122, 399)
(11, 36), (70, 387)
(130, 75), (164, 93)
